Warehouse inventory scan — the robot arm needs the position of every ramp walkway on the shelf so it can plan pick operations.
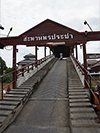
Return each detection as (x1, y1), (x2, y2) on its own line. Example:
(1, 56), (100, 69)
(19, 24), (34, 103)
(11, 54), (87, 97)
(2, 59), (70, 133)
(0, 58), (57, 132)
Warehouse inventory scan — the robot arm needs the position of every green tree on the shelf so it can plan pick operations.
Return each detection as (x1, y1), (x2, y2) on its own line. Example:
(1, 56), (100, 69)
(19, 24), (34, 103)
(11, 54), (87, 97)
(0, 56), (7, 75)
(6, 67), (13, 74)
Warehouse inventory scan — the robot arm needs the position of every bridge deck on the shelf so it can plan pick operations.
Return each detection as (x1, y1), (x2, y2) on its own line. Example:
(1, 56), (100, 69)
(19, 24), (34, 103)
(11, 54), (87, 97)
(3, 59), (70, 133)
(1, 58), (100, 133)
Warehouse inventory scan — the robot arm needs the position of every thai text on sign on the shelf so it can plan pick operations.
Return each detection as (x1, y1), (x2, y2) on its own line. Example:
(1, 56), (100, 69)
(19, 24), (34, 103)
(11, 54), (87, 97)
(23, 33), (74, 42)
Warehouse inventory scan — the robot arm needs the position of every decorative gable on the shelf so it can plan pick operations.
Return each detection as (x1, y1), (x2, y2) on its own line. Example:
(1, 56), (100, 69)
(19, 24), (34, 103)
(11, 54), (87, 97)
(19, 19), (80, 45)
(1, 19), (100, 46)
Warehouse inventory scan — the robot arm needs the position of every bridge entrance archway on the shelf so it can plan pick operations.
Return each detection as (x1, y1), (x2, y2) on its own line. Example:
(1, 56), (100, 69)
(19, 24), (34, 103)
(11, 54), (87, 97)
(0, 19), (100, 88)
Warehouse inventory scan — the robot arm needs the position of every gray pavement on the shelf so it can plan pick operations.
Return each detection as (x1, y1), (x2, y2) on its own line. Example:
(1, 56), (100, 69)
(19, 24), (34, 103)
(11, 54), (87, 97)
(3, 59), (70, 133)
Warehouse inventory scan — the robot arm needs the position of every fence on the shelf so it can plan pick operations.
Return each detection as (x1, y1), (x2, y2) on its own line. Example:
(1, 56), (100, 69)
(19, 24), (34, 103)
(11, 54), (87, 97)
(71, 54), (100, 122)
(0, 54), (53, 100)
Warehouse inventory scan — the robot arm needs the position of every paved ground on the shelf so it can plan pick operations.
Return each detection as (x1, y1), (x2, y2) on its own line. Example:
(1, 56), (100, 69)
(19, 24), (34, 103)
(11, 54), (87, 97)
(3, 59), (70, 133)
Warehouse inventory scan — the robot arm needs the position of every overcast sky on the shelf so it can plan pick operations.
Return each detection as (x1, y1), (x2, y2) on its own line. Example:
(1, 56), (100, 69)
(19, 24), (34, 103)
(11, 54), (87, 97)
(0, 0), (100, 67)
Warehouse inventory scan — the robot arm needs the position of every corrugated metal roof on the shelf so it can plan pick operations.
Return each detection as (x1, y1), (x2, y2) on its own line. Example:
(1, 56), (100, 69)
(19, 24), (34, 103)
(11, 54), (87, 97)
(17, 59), (35, 65)
(24, 53), (36, 58)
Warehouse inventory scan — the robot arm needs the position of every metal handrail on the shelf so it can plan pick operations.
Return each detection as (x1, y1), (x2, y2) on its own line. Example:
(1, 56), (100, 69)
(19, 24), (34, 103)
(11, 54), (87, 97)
(17, 55), (52, 77)
(0, 70), (16, 99)
(71, 55), (84, 75)
(0, 54), (53, 99)
(71, 54), (100, 87)
(71, 54), (100, 121)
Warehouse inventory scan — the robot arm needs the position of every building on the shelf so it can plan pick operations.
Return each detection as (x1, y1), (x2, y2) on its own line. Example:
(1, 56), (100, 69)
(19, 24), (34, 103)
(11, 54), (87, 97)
(17, 53), (36, 69)
(87, 60), (98, 67)
(82, 59), (100, 79)
(89, 60), (100, 79)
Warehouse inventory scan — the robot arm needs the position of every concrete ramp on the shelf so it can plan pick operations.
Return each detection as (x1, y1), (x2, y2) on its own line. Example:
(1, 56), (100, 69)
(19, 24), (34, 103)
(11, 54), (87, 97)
(1, 57), (100, 133)
(2, 59), (70, 133)
(0, 58), (57, 132)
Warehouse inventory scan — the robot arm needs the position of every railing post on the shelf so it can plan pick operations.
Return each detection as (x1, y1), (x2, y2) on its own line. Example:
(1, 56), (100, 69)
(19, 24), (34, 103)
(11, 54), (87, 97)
(83, 42), (88, 88)
(50, 48), (51, 58)
(1, 77), (3, 99)
(27, 66), (29, 73)
(44, 45), (46, 61)
(35, 46), (37, 67)
(22, 68), (24, 76)
(89, 76), (92, 103)
(96, 85), (100, 123)
(39, 60), (40, 65)
(13, 45), (17, 89)
(72, 46), (74, 56)
(76, 45), (78, 60)
(32, 64), (33, 70)
(98, 85), (100, 121)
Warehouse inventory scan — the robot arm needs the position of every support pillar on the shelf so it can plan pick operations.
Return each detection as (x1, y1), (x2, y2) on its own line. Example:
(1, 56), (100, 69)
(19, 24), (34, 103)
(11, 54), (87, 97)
(72, 46), (74, 56)
(13, 45), (17, 89)
(83, 42), (88, 88)
(49, 48), (51, 57)
(76, 45), (78, 60)
(44, 46), (46, 61)
(35, 46), (37, 67)
(70, 47), (72, 55)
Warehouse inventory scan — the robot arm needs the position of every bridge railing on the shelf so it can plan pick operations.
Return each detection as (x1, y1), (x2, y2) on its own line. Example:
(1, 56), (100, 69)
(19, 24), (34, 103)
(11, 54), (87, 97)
(0, 54), (53, 100)
(17, 55), (52, 77)
(0, 71), (15, 99)
(71, 54), (100, 122)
